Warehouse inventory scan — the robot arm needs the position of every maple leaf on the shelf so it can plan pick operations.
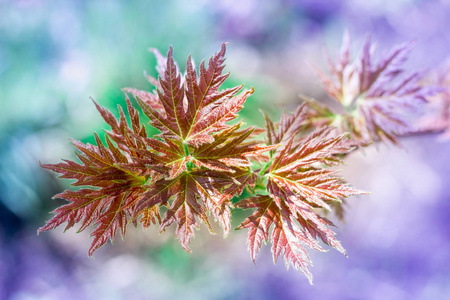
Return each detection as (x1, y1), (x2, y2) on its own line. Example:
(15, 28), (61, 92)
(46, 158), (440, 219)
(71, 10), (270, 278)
(237, 108), (363, 284)
(40, 43), (274, 255)
(135, 122), (275, 242)
(40, 41), (366, 280)
(39, 122), (152, 256)
(308, 31), (438, 145)
(123, 44), (275, 249)
(135, 43), (251, 146)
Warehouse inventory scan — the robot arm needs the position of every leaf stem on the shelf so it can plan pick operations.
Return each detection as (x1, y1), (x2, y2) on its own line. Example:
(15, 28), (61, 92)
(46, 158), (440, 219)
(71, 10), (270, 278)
(259, 161), (272, 176)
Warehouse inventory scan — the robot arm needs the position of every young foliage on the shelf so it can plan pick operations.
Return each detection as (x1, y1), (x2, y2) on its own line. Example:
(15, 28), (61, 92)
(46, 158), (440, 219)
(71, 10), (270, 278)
(237, 106), (363, 284)
(40, 42), (365, 283)
(39, 44), (273, 254)
(308, 32), (438, 145)
(39, 98), (156, 256)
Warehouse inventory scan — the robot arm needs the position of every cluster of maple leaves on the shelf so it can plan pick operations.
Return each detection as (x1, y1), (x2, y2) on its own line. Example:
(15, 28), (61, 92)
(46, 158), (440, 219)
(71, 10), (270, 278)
(39, 35), (443, 283)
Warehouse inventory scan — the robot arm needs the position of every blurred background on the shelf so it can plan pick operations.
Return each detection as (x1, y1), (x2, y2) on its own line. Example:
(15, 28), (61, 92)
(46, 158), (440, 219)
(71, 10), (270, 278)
(1, 0), (450, 299)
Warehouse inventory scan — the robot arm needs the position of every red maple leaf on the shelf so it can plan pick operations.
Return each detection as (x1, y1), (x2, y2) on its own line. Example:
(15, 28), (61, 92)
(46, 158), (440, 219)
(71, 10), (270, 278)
(237, 108), (363, 284)
(309, 31), (438, 145)
(39, 124), (151, 256)
(40, 42), (365, 283)
(39, 43), (274, 255)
